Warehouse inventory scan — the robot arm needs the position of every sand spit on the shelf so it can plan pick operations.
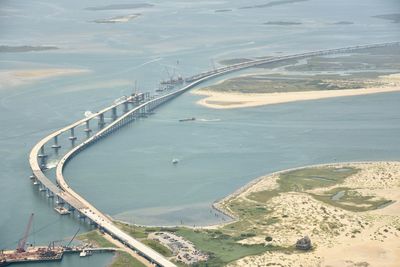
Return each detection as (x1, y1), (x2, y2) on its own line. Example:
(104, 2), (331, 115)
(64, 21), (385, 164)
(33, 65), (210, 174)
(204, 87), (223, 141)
(217, 162), (400, 267)
(193, 86), (400, 109)
(0, 68), (90, 89)
(193, 74), (400, 109)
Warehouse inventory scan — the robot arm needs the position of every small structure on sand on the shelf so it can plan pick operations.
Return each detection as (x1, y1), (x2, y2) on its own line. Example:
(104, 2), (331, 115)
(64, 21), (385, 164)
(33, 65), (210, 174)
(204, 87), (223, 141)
(295, 236), (312, 250)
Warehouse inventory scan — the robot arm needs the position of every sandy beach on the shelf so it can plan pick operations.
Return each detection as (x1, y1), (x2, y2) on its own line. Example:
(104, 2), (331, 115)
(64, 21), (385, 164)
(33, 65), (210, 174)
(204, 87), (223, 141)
(0, 68), (90, 89)
(193, 86), (400, 109)
(215, 161), (400, 267)
(193, 73), (400, 109)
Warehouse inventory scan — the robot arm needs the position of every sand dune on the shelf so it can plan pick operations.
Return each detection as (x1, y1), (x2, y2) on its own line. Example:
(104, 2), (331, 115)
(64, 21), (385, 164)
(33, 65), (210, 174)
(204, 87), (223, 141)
(223, 162), (400, 267)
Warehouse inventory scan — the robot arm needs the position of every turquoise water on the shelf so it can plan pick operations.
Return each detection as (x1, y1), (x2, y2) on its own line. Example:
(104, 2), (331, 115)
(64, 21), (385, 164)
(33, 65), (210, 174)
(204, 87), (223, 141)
(1, 0), (399, 266)
(65, 91), (400, 226)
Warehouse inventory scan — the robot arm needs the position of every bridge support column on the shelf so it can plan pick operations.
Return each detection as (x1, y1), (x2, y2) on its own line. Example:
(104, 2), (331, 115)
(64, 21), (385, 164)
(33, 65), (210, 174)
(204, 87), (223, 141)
(112, 107), (117, 120)
(39, 184), (46, 192)
(78, 213), (86, 221)
(46, 189), (54, 198)
(51, 135), (61, 150)
(84, 120), (92, 135)
(38, 146), (48, 169)
(123, 102), (129, 113)
(69, 128), (77, 141)
(56, 196), (64, 205)
(67, 204), (75, 212)
(98, 113), (105, 128)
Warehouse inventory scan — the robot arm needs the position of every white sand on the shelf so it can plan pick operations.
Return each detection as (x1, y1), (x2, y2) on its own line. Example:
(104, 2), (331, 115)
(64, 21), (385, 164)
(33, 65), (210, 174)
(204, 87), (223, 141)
(193, 86), (400, 109)
(193, 73), (400, 109)
(222, 162), (400, 267)
(0, 68), (90, 89)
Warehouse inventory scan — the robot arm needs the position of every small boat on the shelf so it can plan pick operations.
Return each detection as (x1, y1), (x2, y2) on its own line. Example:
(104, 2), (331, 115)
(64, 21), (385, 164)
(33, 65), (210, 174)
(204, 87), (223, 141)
(80, 249), (92, 257)
(172, 159), (179, 164)
(179, 117), (195, 122)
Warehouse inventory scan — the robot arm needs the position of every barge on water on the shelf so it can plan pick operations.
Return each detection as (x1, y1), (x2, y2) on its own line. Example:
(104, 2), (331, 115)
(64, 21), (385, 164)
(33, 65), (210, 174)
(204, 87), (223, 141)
(0, 247), (64, 266)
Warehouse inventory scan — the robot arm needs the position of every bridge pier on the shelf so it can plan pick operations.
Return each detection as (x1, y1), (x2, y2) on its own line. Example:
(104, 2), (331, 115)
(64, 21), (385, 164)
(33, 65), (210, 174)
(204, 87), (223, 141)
(123, 101), (129, 113)
(39, 184), (47, 192)
(33, 178), (40, 186)
(78, 213), (86, 221)
(46, 189), (54, 198)
(67, 204), (75, 212)
(84, 120), (92, 134)
(51, 135), (61, 150)
(56, 196), (65, 205)
(112, 107), (117, 120)
(69, 128), (77, 141)
(98, 113), (105, 128)
(38, 146), (48, 169)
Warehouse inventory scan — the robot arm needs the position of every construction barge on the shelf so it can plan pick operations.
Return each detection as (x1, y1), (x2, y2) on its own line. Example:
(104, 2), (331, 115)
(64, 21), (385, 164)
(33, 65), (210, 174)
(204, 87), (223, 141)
(0, 213), (100, 266)
(0, 246), (64, 266)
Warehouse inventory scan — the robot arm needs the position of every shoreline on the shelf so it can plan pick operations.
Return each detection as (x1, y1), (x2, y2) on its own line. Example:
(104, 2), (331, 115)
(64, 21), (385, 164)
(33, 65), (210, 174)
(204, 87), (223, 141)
(220, 161), (400, 267)
(115, 160), (400, 229)
(212, 160), (400, 226)
(193, 85), (400, 109)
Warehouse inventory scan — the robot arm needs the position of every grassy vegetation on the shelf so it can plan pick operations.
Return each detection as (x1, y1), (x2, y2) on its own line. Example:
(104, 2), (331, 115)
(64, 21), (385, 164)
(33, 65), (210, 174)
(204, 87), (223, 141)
(109, 165), (395, 266)
(200, 73), (386, 94)
(311, 187), (392, 212)
(278, 167), (359, 191)
(174, 228), (285, 266)
(77, 231), (146, 267)
(244, 166), (393, 213)
(141, 239), (173, 257)
(77, 230), (116, 248)
(247, 167), (358, 203)
(110, 252), (147, 267)
(202, 45), (400, 94)
(114, 221), (166, 239)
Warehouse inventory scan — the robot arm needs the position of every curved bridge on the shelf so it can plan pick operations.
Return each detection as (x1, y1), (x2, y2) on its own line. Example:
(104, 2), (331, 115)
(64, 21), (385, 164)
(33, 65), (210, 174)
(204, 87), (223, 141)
(29, 41), (399, 267)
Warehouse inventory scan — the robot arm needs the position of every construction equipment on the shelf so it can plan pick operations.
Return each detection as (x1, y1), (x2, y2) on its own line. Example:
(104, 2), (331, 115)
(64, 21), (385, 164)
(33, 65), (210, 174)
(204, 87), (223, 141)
(66, 228), (80, 248)
(16, 213), (34, 253)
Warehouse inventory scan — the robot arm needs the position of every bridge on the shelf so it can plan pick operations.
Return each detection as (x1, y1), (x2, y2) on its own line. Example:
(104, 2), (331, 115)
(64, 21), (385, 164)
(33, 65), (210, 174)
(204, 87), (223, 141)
(28, 41), (399, 267)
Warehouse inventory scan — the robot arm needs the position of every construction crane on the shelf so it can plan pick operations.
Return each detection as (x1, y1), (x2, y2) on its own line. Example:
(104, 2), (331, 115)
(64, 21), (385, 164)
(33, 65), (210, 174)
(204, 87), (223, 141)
(16, 213), (34, 253)
(66, 228), (80, 248)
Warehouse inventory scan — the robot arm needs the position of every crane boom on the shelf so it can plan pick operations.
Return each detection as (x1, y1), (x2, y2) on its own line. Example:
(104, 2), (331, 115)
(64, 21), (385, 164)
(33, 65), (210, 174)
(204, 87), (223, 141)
(17, 213), (34, 253)
(66, 228), (80, 248)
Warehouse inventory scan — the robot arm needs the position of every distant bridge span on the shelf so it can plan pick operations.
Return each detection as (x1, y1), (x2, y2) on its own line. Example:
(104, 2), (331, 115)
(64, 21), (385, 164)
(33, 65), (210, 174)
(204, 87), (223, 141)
(29, 41), (399, 267)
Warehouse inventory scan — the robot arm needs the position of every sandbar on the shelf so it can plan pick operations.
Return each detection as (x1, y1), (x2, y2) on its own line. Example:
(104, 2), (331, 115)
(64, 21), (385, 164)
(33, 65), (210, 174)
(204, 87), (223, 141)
(0, 68), (90, 89)
(193, 74), (400, 109)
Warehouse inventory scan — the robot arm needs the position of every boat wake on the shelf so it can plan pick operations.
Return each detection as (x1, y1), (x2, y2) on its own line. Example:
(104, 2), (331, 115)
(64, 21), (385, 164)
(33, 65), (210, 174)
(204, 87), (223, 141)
(198, 118), (221, 122)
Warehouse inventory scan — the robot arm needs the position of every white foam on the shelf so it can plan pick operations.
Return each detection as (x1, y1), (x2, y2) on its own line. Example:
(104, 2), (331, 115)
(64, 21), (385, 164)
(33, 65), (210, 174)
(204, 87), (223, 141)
(46, 159), (59, 169)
